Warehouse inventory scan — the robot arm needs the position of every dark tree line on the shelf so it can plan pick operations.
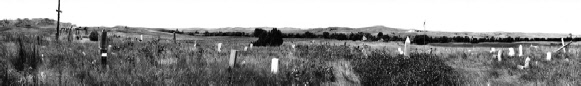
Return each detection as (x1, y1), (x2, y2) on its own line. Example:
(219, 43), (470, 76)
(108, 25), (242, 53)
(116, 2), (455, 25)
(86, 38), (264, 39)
(168, 29), (579, 45)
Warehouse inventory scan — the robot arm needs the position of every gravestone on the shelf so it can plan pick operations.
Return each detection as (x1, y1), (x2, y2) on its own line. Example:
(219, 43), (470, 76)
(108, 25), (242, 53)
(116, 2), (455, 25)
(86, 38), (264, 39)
(398, 47), (403, 54)
(140, 35), (143, 41)
(518, 45), (523, 57)
(561, 38), (566, 52)
(508, 48), (515, 56)
(518, 57), (531, 69)
(497, 50), (502, 61)
(546, 52), (552, 61)
(243, 46), (248, 51)
(291, 44), (296, 50)
(229, 50), (237, 68)
(490, 48), (496, 53)
(217, 43), (222, 52)
(404, 37), (410, 56)
(249, 44), (253, 49)
(271, 58), (279, 74)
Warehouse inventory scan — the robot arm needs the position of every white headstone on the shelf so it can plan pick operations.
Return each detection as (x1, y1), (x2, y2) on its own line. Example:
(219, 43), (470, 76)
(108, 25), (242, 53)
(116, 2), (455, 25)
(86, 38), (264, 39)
(244, 46), (248, 51)
(229, 50), (237, 68)
(497, 50), (502, 61)
(404, 37), (411, 56)
(271, 58), (279, 74)
(490, 48), (496, 53)
(546, 52), (552, 61)
(508, 48), (515, 56)
(518, 45), (523, 56)
(398, 47), (403, 54)
(217, 43), (222, 52)
(249, 44), (253, 49)
(140, 35), (143, 41)
(291, 44), (296, 50)
(524, 57), (531, 67)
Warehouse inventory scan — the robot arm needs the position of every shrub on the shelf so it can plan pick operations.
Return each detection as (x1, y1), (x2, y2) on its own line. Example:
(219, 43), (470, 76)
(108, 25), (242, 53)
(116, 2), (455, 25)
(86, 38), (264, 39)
(89, 31), (99, 41)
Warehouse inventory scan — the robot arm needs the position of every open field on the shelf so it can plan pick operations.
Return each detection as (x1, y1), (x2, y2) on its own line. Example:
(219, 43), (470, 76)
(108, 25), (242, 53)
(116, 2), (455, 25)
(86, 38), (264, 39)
(1, 27), (581, 85)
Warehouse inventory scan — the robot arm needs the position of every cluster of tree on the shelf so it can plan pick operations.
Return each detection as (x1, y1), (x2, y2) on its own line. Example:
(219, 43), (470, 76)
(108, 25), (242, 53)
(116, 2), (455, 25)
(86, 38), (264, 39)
(252, 28), (283, 46)
(0, 18), (73, 28)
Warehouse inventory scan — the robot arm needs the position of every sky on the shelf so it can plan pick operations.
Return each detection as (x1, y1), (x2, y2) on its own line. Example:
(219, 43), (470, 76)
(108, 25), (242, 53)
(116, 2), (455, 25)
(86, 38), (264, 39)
(1, 0), (580, 34)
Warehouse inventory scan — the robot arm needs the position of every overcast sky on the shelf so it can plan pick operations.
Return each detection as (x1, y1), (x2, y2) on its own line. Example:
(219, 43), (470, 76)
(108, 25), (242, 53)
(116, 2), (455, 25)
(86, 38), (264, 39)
(1, 0), (580, 34)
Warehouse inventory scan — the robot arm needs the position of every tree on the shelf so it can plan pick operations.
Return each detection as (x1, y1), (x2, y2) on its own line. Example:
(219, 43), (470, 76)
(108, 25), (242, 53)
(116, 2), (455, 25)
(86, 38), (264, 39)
(323, 32), (330, 38)
(253, 28), (266, 37)
(253, 28), (284, 46)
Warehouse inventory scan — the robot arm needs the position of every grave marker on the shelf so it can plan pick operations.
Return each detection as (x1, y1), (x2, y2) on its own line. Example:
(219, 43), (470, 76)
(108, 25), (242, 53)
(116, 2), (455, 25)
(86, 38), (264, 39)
(291, 44), (296, 50)
(518, 45), (523, 57)
(398, 47), (403, 54)
(217, 43), (222, 52)
(518, 57), (531, 69)
(490, 48), (496, 53)
(229, 50), (237, 68)
(271, 58), (279, 74)
(249, 44), (253, 49)
(508, 48), (515, 56)
(244, 46), (248, 51)
(546, 52), (552, 61)
(497, 50), (502, 61)
(140, 35), (143, 41)
(561, 38), (566, 52)
(404, 37), (410, 56)
(100, 30), (108, 66)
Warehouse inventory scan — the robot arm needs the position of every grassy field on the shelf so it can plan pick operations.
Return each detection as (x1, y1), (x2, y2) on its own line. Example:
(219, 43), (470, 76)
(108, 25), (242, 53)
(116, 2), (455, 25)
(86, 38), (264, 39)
(1, 27), (580, 85)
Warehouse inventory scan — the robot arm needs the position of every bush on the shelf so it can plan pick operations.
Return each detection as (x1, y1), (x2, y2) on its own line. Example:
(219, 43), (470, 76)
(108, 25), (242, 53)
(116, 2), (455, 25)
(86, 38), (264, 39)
(89, 31), (99, 41)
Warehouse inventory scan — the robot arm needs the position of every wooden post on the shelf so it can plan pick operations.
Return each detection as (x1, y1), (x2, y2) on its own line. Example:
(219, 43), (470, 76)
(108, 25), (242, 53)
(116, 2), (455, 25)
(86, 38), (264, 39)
(229, 50), (237, 68)
(55, 0), (62, 41)
(174, 29), (177, 43)
(101, 30), (108, 67)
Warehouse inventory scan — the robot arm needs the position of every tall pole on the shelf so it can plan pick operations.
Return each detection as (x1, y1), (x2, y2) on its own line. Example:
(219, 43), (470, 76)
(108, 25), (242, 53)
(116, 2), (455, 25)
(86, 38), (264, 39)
(56, 0), (62, 41)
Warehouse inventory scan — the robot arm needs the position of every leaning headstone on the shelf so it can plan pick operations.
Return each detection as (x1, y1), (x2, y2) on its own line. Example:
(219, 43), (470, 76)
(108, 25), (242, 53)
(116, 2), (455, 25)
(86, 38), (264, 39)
(217, 43), (222, 52)
(100, 30), (108, 66)
(229, 50), (237, 68)
(497, 50), (502, 61)
(508, 48), (515, 56)
(271, 58), (279, 74)
(518, 45), (523, 57)
(404, 37), (411, 56)
(546, 52), (552, 61)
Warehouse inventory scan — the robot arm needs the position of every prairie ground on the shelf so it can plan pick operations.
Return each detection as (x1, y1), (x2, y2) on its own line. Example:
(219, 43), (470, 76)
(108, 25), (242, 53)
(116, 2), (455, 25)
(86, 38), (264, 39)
(1, 27), (580, 85)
